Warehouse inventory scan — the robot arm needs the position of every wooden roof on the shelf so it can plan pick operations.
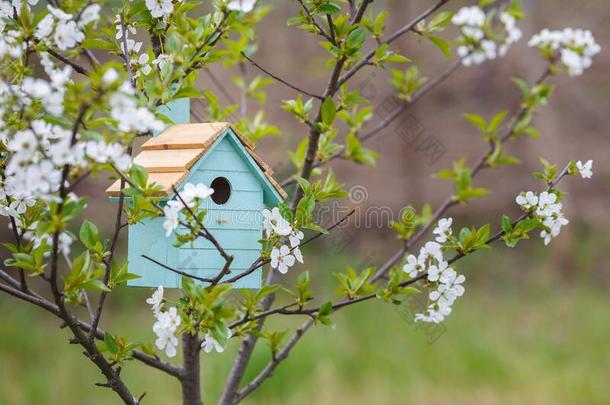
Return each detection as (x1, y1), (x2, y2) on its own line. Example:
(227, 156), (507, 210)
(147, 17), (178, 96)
(106, 123), (287, 199)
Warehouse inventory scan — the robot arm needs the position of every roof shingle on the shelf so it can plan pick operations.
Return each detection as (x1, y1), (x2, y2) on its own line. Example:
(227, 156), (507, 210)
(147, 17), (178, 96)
(105, 123), (287, 199)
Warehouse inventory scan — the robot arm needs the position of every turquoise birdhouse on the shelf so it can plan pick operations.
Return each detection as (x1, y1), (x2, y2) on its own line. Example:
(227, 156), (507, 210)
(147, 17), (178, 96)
(106, 100), (286, 289)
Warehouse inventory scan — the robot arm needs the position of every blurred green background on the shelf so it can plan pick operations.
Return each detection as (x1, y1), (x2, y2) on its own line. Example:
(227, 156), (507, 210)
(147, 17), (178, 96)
(1, 0), (610, 404)
(2, 233), (610, 404)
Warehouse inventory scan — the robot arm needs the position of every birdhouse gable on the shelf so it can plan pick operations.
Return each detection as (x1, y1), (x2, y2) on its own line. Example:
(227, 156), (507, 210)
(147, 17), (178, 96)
(106, 123), (286, 203)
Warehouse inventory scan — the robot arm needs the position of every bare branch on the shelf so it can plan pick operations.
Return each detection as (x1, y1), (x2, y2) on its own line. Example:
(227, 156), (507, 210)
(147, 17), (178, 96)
(142, 254), (214, 284)
(234, 319), (315, 403)
(46, 48), (90, 75)
(241, 52), (324, 100)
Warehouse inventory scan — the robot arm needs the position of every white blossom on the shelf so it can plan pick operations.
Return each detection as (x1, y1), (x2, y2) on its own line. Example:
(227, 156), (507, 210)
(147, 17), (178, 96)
(529, 28), (600, 76)
(419, 241), (443, 262)
(261, 207), (292, 237)
(201, 331), (230, 353)
(515, 190), (570, 245)
(415, 303), (451, 324)
(536, 191), (561, 217)
(227, 0), (257, 13)
(109, 82), (164, 133)
(0, 3), (12, 31)
(427, 260), (453, 283)
(515, 191), (539, 210)
(146, 286), (164, 316)
(102, 68), (120, 85)
(34, 6), (87, 51)
(541, 213), (569, 246)
(411, 235), (466, 324)
(23, 228), (73, 257)
(153, 54), (173, 71)
(35, 14), (55, 40)
(451, 6), (485, 27)
(181, 182), (214, 207)
(402, 254), (425, 278)
(576, 160), (593, 179)
(292, 246), (304, 264)
(430, 272), (465, 307)
(146, 0), (174, 19)
(153, 307), (181, 358)
(289, 230), (304, 248)
(78, 4), (101, 27)
(163, 200), (181, 237)
(432, 217), (453, 243)
(452, 6), (522, 66)
(84, 141), (131, 170)
(270, 245), (295, 274)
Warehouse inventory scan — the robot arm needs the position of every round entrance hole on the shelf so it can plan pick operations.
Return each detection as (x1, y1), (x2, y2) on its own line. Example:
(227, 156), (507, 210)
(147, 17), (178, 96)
(211, 177), (231, 205)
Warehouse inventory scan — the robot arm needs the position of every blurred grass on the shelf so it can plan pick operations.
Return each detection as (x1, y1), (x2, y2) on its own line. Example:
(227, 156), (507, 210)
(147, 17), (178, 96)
(1, 259), (609, 404)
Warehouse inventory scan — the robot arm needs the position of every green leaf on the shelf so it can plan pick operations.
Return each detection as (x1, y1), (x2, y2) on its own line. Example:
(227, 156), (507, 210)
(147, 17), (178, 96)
(489, 111), (508, 133)
(464, 113), (487, 132)
(501, 215), (512, 233)
(72, 251), (91, 275)
(318, 301), (333, 317)
(130, 164), (148, 189)
(428, 35), (451, 58)
(512, 77), (531, 99)
(79, 220), (100, 250)
(428, 11), (453, 30)
(321, 97), (337, 125)
(82, 279), (111, 292)
(295, 177), (311, 194)
(104, 332), (118, 354)
(318, 3), (341, 14)
(346, 26), (367, 51)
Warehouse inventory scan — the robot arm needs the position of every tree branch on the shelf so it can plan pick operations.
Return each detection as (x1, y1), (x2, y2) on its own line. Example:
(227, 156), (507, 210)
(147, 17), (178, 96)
(241, 52), (324, 100)
(181, 332), (202, 405)
(142, 254), (214, 283)
(46, 48), (90, 75)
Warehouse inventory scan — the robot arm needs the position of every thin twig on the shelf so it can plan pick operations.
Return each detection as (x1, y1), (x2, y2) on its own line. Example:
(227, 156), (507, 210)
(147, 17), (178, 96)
(142, 255), (214, 283)
(241, 52), (324, 100)
(296, 0), (336, 45)
(46, 49), (90, 75)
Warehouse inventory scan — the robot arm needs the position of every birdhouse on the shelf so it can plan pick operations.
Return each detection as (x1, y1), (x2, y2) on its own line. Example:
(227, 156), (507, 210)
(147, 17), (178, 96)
(106, 101), (286, 289)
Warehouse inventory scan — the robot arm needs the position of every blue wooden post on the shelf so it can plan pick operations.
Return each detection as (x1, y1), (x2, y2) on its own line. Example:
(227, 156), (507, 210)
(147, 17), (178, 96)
(156, 98), (190, 129)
